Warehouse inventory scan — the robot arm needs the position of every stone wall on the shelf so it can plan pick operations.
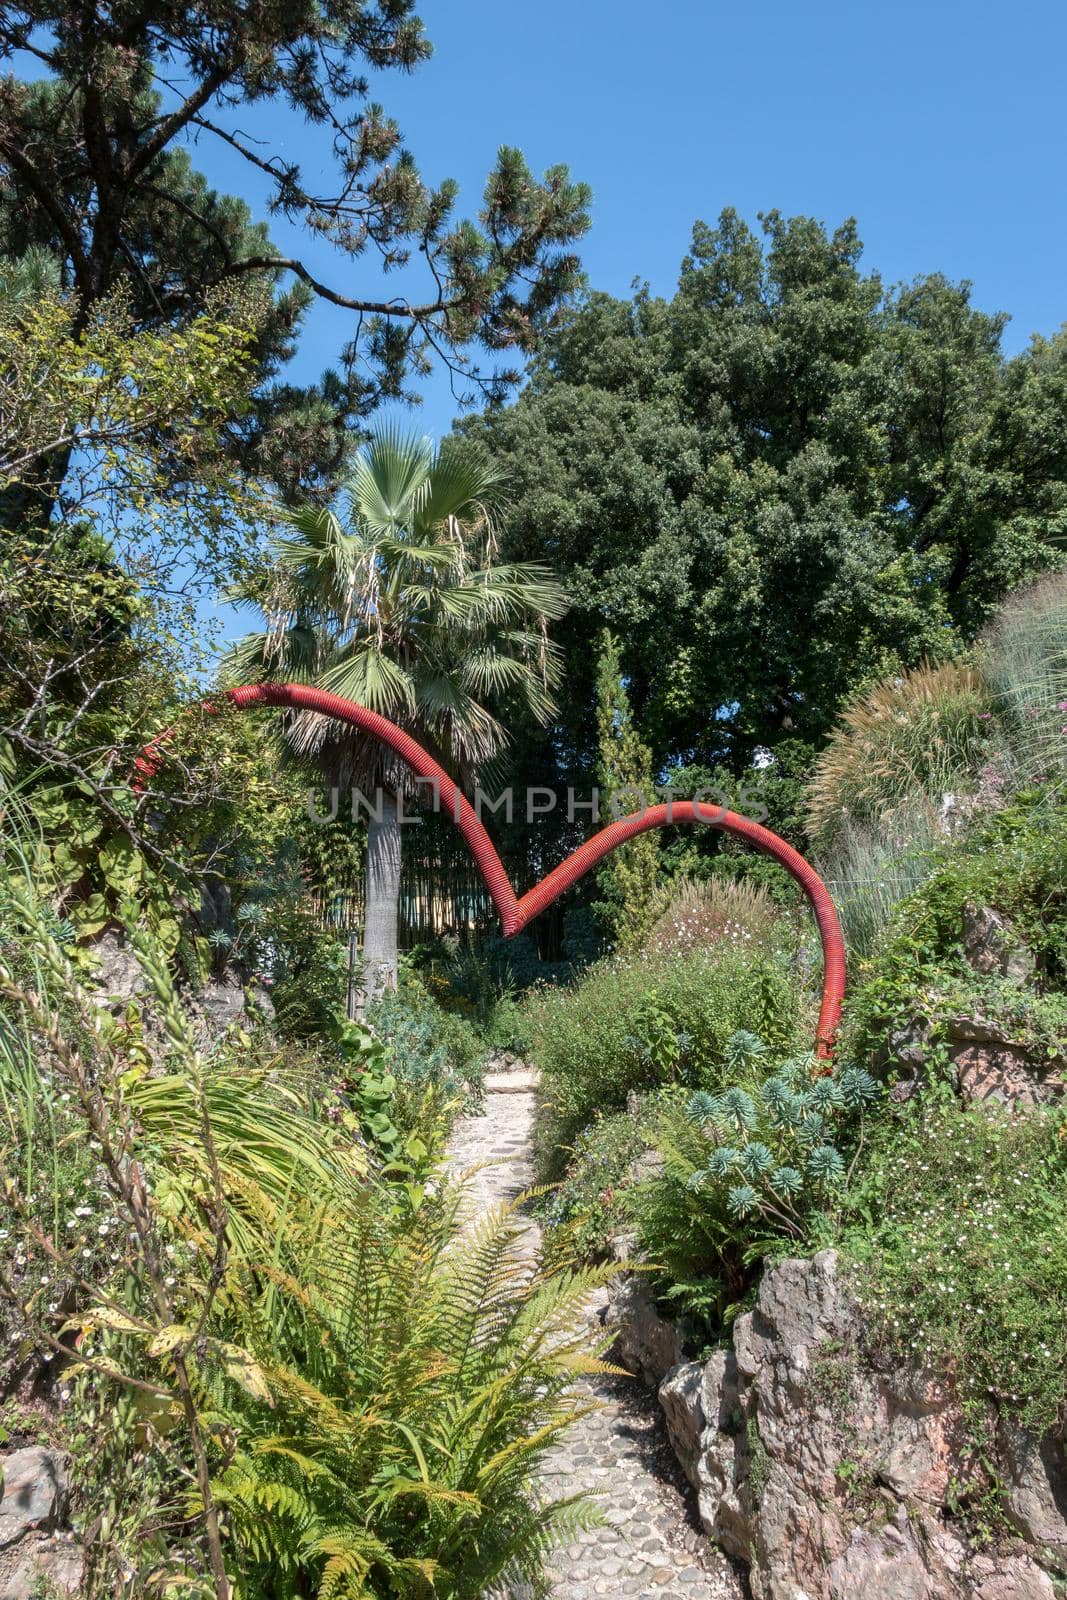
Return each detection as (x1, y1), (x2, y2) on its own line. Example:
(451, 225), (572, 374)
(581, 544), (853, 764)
(605, 1251), (1066, 1600)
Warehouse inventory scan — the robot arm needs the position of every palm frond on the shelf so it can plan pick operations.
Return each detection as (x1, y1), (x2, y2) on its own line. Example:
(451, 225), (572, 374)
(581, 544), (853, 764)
(345, 428), (433, 537)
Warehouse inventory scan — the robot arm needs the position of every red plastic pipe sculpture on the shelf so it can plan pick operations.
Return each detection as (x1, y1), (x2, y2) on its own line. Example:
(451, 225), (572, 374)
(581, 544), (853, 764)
(137, 683), (846, 1057)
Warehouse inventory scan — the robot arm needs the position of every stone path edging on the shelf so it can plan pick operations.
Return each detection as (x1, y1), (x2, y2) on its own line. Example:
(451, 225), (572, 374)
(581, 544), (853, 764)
(446, 1076), (745, 1600)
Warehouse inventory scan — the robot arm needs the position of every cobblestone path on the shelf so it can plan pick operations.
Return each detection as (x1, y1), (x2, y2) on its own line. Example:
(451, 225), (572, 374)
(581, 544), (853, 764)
(447, 1078), (745, 1600)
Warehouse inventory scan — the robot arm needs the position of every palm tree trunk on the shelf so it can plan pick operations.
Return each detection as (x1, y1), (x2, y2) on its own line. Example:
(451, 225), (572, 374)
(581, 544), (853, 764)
(363, 790), (401, 999)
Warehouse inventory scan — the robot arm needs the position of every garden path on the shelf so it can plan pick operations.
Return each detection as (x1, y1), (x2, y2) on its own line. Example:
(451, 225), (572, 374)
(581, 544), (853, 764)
(446, 1069), (745, 1600)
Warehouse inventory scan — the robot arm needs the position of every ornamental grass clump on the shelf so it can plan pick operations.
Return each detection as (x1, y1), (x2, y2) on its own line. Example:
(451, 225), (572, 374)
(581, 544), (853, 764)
(806, 661), (994, 855)
(981, 570), (1067, 792)
(821, 802), (943, 962)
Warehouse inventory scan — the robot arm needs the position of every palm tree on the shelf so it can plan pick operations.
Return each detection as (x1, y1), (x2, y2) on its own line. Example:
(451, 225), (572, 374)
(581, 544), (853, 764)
(227, 429), (566, 996)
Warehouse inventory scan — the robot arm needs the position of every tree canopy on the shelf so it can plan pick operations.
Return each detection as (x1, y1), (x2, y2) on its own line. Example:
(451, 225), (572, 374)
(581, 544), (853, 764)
(465, 209), (1067, 785)
(0, 2), (591, 502)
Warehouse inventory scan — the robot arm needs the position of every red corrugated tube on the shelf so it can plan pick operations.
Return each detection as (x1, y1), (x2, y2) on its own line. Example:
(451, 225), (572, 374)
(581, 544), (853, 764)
(135, 682), (846, 1057)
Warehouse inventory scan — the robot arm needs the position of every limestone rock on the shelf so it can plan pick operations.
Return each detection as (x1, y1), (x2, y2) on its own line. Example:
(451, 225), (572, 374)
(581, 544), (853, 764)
(197, 975), (247, 1032)
(972, 1557), (1057, 1600)
(605, 1247), (1065, 1599)
(0, 1536), (83, 1600)
(827, 1522), (931, 1600)
(696, 1349), (751, 1561)
(658, 1360), (704, 1490)
(89, 930), (145, 1003)
(0, 1449), (68, 1548)
(999, 1425), (1067, 1565)
(603, 1274), (684, 1389)
(961, 904), (1035, 985)
(0, 1450), (80, 1600)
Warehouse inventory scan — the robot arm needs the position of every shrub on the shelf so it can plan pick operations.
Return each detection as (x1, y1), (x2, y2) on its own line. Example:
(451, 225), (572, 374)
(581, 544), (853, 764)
(846, 792), (1067, 1064)
(537, 1107), (654, 1271)
(367, 975), (488, 1120)
(834, 1096), (1067, 1439)
(530, 944), (807, 1179)
(644, 875), (784, 958)
(806, 662), (993, 854)
(627, 1034), (879, 1336)
(0, 870), (612, 1599)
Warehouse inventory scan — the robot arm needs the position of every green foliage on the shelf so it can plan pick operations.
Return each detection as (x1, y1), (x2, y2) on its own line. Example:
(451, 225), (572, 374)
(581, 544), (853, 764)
(847, 793), (1067, 1062)
(367, 977), (488, 1120)
(530, 943), (807, 1179)
(593, 629), (659, 949)
(205, 1192), (614, 1600)
(0, 861), (611, 1599)
(0, 9), (590, 501)
(0, 288), (264, 602)
(834, 1097), (1067, 1438)
(227, 429), (567, 788)
(467, 210), (1067, 799)
(626, 1035), (879, 1334)
(538, 1109), (654, 1272)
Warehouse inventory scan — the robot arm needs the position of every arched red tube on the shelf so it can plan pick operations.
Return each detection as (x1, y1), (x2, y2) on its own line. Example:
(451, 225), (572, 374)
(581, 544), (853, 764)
(136, 682), (846, 1056)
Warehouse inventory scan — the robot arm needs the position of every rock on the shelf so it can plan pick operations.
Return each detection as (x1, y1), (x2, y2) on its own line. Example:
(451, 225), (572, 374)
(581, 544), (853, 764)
(626, 1149), (665, 1184)
(658, 1361), (704, 1489)
(827, 1523), (931, 1600)
(752, 1460), (848, 1599)
(972, 1558), (1057, 1600)
(608, 1248), (1066, 1599)
(946, 1015), (1064, 1105)
(945, 1017), (1064, 1107)
(696, 1351), (751, 1561)
(951, 1043), (1064, 1105)
(999, 1425), (1067, 1565)
(872, 1367), (961, 1505)
(881, 1017), (932, 1074)
(946, 1014), (1015, 1046)
(603, 1274), (685, 1388)
(0, 1450), (80, 1600)
(0, 1449), (68, 1548)
(961, 904), (1035, 985)
(197, 976), (247, 1032)
(89, 930), (145, 1003)
(0, 1536), (83, 1600)
(246, 983), (275, 1024)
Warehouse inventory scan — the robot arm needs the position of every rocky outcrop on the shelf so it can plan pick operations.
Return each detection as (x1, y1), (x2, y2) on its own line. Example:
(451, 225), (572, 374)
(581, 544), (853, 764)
(603, 1272), (685, 1390)
(0, 1448), (82, 1600)
(90, 930), (274, 1040)
(881, 905), (1065, 1108)
(946, 1015), (1064, 1107)
(960, 905), (1035, 986)
(609, 1254), (1067, 1600)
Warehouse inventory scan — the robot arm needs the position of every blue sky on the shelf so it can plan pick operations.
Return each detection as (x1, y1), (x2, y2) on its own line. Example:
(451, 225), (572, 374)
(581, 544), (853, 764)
(197, 0), (1067, 441)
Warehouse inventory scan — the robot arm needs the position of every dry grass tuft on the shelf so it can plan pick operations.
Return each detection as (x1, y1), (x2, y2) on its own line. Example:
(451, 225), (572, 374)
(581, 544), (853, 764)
(805, 661), (992, 854)
(981, 570), (1067, 789)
